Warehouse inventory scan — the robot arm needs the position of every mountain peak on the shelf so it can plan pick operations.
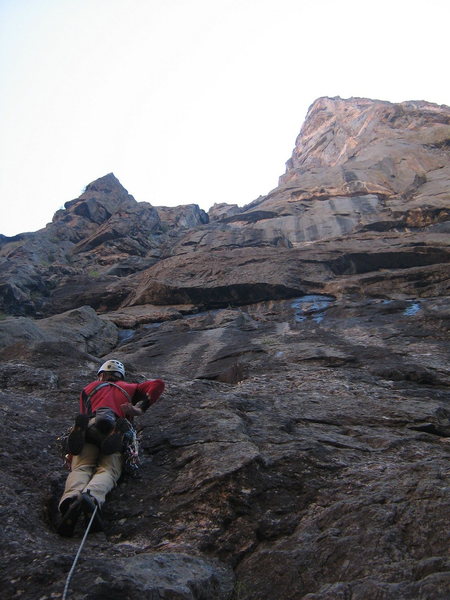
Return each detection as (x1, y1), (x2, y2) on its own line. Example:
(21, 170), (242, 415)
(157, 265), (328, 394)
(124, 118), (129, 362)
(83, 172), (127, 195)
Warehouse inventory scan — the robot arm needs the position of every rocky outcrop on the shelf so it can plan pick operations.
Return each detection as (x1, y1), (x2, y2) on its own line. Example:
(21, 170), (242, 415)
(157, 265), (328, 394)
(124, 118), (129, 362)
(0, 305), (118, 356)
(155, 204), (209, 229)
(167, 99), (450, 255)
(208, 202), (243, 221)
(244, 97), (450, 243)
(0, 96), (449, 600)
(123, 246), (319, 307)
(279, 97), (450, 203)
(115, 97), (449, 313)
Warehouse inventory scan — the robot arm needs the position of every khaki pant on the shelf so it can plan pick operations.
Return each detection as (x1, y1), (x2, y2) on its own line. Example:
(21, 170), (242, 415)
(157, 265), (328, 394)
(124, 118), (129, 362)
(59, 442), (122, 508)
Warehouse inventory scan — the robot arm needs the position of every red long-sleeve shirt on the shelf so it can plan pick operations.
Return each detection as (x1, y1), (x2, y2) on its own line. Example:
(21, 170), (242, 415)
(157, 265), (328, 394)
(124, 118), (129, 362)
(80, 379), (165, 418)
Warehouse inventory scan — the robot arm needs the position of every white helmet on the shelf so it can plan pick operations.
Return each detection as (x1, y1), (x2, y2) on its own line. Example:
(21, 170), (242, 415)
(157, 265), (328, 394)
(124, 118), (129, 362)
(97, 359), (125, 379)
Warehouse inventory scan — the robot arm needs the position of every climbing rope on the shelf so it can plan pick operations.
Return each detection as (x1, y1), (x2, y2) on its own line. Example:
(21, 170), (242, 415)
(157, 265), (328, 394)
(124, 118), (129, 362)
(62, 505), (98, 600)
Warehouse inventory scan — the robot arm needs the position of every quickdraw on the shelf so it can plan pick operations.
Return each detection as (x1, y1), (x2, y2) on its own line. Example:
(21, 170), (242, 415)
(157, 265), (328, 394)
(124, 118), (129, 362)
(122, 425), (141, 476)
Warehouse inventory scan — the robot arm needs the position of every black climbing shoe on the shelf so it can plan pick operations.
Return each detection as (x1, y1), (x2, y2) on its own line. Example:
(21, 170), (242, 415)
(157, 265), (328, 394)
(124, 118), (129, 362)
(67, 414), (89, 455)
(81, 491), (105, 533)
(57, 492), (83, 537)
(101, 429), (123, 455)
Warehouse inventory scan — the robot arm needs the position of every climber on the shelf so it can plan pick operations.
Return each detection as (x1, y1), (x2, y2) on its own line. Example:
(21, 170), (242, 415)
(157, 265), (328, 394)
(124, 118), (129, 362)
(57, 359), (164, 537)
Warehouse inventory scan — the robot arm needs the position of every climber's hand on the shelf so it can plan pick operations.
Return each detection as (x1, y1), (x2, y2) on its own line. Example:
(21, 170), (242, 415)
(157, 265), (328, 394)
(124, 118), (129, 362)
(120, 402), (143, 417)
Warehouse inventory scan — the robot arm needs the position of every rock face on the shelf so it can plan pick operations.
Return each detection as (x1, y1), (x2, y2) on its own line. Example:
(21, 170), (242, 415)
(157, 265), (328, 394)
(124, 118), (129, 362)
(0, 97), (449, 600)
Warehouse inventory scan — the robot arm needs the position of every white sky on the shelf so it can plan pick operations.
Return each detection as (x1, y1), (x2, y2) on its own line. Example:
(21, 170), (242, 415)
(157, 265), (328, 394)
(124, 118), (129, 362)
(1, 0), (449, 236)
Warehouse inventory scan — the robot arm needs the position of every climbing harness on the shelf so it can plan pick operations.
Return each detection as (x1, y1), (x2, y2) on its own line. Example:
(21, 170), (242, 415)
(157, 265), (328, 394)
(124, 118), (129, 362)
(57, 419), (141, 473)
(62, 505), (98, 600)
(57, 382), (138, 467)
(81, 381), (140, 473)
